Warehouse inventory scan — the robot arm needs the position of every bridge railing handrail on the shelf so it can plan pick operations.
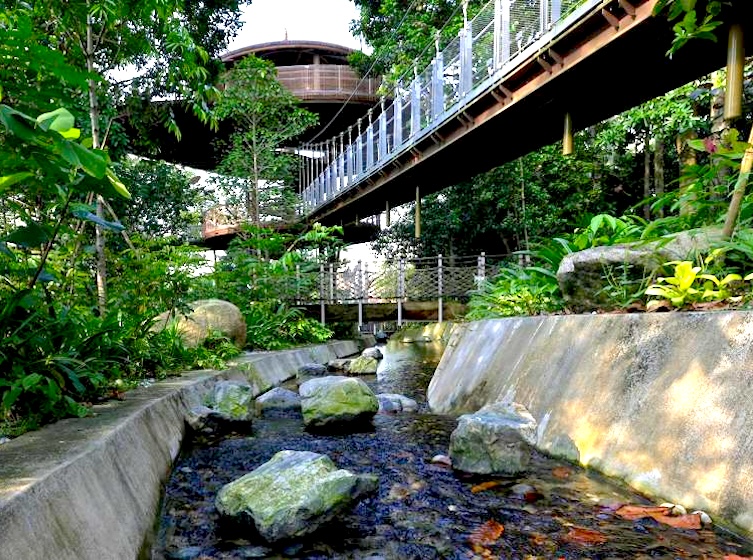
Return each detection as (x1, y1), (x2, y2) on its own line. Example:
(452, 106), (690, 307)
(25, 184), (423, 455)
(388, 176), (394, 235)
(299, 0), (600, 216)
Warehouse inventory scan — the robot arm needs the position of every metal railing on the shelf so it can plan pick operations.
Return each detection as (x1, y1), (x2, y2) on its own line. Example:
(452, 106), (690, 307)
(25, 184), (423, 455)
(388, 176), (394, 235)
(299, 0), (596, 215)
(284, 253), (506, 326)
(276, 65), (381, 102)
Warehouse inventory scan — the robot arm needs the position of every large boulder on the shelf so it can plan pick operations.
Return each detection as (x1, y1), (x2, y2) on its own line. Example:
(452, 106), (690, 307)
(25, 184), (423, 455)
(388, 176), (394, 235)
(151, 299), (246, 348)
(347, 355), (379, 375)
(216, 450), (377, 542)
(213, 380), (255, 421)
(361, 347), (383, 360)
(255, 387), (301, 417)
(299, 376), (379, 429)
(557, 229), (722, 312)
(449, 402), (537, 475)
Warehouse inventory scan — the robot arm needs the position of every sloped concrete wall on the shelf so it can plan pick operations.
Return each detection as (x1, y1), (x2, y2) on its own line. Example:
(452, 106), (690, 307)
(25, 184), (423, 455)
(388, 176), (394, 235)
(0, 340), (359, 560)
(427, 313), (753, 533)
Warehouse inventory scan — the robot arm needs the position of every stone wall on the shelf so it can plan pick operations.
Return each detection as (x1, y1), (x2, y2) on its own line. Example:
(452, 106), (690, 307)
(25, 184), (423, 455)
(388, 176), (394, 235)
(427, 313), (753, 534)
(0, 340), (360, 560)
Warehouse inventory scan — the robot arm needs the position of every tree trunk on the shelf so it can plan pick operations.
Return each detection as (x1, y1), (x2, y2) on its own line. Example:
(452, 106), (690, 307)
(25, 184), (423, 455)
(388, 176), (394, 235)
(654, 138), (665, 218)
(87, 14), (107, 316)
(643, 132), (652, 220)
(676, 129), (698, 215)
(722, 124), (753, 238)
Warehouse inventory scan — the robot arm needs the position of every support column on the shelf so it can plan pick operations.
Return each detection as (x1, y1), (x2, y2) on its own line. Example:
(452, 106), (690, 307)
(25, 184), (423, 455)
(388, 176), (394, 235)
(500, 0), (511, 65)
(329, 262), (335, 303)
(385, 200), (391, 227)
(563, 113), (573, 156)
(725, 24), (744, 121)
(415, 186), (422, 238)
(459, 24), (473, 96)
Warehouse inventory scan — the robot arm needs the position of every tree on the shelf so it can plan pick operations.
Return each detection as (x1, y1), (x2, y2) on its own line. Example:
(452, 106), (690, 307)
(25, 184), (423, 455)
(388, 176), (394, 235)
(2, 0), (245, 313)
(215, 55), (317, 226)
(110, 159), (214, 242)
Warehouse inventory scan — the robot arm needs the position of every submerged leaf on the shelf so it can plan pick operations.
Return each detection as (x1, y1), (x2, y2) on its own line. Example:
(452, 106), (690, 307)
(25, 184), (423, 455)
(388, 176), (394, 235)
(471, 481), (502, 493)
(563, 526), (608, 546)
(615, 504), (702, 530)
(469, 519), (504, 549)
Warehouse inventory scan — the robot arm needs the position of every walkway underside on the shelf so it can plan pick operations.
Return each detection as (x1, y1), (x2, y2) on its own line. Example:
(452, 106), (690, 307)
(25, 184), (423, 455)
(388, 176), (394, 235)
(306, 0), (753, 226)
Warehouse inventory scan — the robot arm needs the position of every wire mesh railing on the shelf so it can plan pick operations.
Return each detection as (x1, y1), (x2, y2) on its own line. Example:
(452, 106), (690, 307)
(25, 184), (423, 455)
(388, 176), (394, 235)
(299, 0), (602, 215)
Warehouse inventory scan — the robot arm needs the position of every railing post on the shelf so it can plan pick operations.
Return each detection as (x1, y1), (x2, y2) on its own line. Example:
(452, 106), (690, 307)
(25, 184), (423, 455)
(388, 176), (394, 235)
(338, 132), (345, 191)
(329, 262), (335, 303)
(432, 53), (444, 120)
(411, 67), (421, 137)
(477, 251), (486, 289)
(551, 0), (562, 27)
(378, 97), (388, 162)
(356, 118), (364, 176)
(357, 260), (363, 329)
(394, 83), (403, 147)
(319, 263), (326, 325)
(438, 254), (444, 324)
(397, 258), (404, 327)
(366, 109), (375, 168)
(540, 0), (549, 35)
(500, 0), (511, 66)
(459, 23), (473, 96)
(346, 127), (353, 186)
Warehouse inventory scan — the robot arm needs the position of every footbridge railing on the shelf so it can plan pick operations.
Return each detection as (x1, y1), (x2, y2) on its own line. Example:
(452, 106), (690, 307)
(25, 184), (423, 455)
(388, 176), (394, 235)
(299, 0), (598, 216)
(277, 254), (509, 326)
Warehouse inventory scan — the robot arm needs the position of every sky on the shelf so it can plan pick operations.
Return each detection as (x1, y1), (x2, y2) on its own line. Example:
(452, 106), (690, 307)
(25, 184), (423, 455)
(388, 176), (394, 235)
(225, 0), (369, 54)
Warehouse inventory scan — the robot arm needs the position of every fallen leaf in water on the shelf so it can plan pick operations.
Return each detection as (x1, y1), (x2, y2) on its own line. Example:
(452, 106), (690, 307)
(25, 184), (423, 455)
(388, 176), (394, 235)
(469, 519), (505, 550)
(552, 466), (572, 479)
(615, 505), (702, 530)
(471, 480), (502, 493)
(724, 555), (753, 559)
(562, 526), (608, 546)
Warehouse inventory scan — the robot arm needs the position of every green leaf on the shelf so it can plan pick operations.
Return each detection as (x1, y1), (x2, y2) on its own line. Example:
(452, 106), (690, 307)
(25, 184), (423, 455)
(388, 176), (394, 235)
(106, 169), (131, 199)
(36, 108), (75, 133)
(2, 385), (22, 411)
(21, 373), (43, 390)
(2, 222), (51, 248)
(0, 172), (33, 192)
(71, 143), (107, 178)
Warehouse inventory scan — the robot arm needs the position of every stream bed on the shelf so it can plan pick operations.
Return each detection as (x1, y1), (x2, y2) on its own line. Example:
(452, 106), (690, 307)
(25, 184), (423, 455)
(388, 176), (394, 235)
(151, 340), (753, 559)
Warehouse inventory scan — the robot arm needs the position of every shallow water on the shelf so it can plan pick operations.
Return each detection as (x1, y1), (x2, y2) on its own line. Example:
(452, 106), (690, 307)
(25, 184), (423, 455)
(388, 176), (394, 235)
(152, 340), (753, 559)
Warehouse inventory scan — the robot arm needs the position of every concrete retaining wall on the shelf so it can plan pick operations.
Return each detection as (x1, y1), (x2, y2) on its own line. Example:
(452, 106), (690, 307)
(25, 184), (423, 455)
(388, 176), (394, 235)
(427, 313), (753, 534)
(0, 340), (359, 560)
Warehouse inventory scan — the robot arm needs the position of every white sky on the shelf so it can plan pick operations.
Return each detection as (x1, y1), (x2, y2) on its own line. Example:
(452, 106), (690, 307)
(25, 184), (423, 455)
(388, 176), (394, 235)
(226, 0), (369, 54)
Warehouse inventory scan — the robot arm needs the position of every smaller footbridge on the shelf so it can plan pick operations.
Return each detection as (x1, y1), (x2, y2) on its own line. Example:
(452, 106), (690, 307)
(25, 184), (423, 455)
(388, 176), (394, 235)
(280, 254), (507, 325)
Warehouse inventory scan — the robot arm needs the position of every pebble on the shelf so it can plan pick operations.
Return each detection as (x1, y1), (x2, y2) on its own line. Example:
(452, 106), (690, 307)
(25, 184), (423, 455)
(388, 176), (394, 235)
(0, 437), (11, 445)
(166, 546), (203, 560)
(430, 454), (451, 466)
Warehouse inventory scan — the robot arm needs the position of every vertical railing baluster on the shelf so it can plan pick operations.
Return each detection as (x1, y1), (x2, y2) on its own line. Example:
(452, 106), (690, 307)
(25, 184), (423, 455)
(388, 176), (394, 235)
(296, 264), (301, 305)
(394, 83), (403, 148)
(356, 118), (364, 176)
(338, 132), (345, 191)
(432, 32), (444, 121)
(329, 262), (335, 303)
(551, 0), (561, 27)
(437, 254), (444, 324)
(347, 126), (353, 186)
(397, 258), (404, 327)
(366, 109), (374, 168)
(357, 260), (363, 329)
(460, 21), (473, 96)
(378, 98), (387, 162)
(319, 263), (326, 325)
(501, 0), (511, 67)
(411, 67), (421, 138)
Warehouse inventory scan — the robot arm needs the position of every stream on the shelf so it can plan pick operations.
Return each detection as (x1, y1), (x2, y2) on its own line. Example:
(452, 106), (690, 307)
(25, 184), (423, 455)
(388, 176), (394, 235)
(151, 340), (753, 559)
